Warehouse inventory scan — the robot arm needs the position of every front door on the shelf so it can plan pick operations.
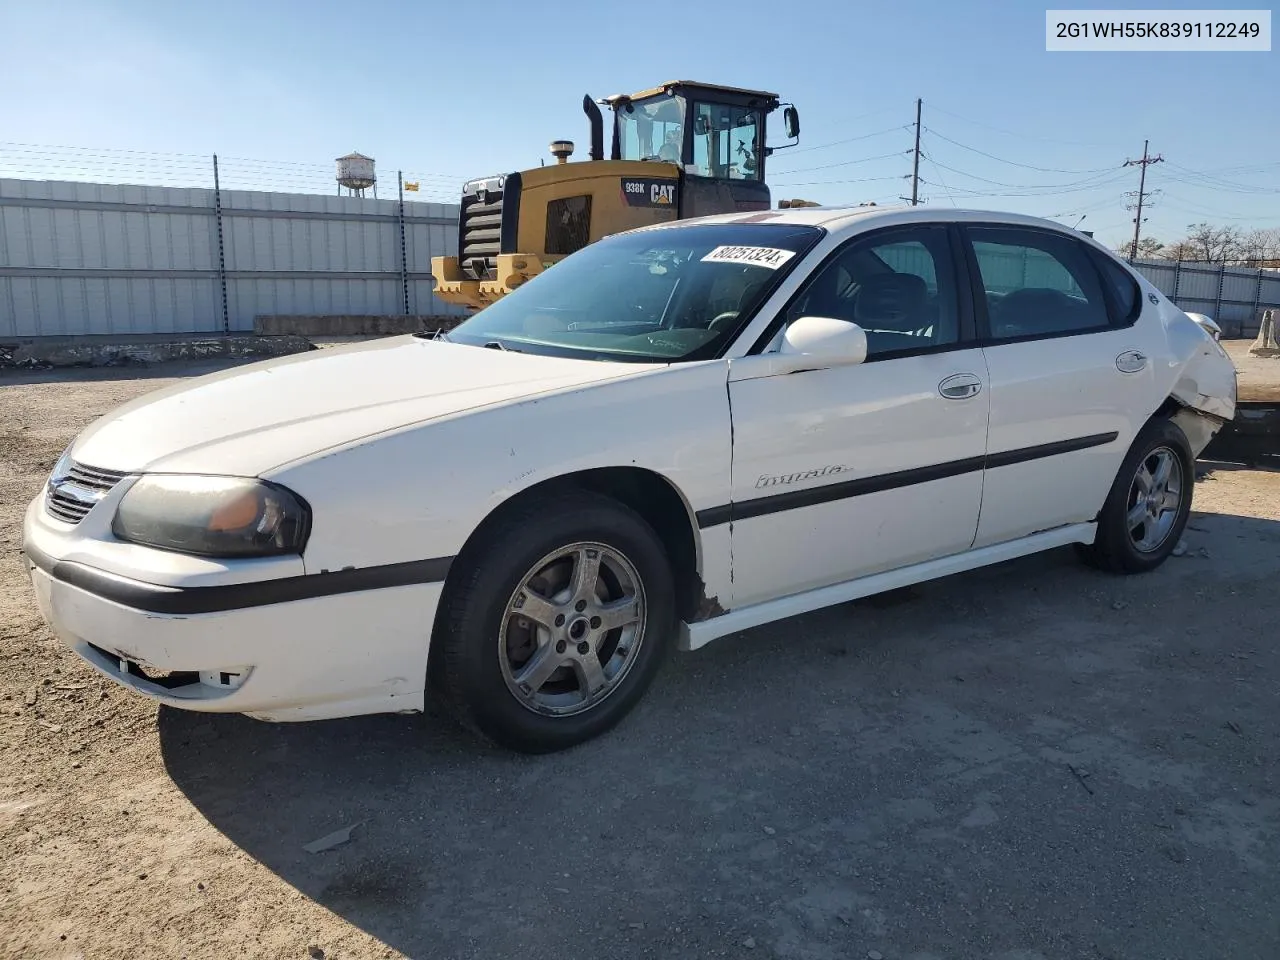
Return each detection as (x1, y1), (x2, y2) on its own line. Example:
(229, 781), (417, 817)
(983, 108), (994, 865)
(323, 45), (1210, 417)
(723, 224), (990, 610)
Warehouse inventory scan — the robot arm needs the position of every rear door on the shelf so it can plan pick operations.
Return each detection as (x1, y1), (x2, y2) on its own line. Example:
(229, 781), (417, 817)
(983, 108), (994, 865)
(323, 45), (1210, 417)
(959, 223), (1157, 548)
(722, 224), (990, 610)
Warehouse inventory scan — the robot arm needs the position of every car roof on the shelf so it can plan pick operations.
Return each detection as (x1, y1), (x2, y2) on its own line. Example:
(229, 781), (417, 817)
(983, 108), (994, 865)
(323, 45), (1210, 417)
(654, 204), (1082, 233)
(627, 203), (1118, 258)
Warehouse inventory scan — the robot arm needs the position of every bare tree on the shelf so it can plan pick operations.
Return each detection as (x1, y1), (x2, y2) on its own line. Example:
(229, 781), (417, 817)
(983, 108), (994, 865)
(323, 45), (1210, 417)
(1164, 239), (1199, 261)
(1114, 236), (1166, 260)
(1182, 222), (1244, 262)
(1240, 227), (1280, 265)
(1135, 236), (1166, 259)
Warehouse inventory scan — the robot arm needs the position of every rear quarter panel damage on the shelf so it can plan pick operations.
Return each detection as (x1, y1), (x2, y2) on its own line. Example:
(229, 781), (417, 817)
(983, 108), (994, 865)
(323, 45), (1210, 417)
(1145, 281), (1238, 446)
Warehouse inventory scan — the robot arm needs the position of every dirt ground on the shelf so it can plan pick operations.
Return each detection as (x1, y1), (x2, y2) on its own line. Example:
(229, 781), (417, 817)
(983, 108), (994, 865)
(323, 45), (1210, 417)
(1224, 339), (1280, 402)
(2, 358), (1279, 960)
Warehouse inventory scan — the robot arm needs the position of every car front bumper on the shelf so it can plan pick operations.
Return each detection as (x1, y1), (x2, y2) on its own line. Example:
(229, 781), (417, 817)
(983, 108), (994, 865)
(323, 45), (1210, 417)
(22, 496), (443, 722)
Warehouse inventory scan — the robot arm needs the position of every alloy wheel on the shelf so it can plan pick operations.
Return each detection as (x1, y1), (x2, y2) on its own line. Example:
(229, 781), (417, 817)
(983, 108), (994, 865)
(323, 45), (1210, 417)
(498, 542), (648, 717)
(1125, 445), (1184, 553)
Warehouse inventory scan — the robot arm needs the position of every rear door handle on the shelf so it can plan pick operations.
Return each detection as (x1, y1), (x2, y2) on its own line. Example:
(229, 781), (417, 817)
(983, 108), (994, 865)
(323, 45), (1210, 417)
(939, 373), (983, 400)
(1116, 350), (1148, 374)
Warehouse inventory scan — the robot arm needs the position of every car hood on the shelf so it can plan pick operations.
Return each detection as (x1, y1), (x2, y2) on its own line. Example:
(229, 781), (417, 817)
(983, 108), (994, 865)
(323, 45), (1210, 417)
(70, 336), (652, 476)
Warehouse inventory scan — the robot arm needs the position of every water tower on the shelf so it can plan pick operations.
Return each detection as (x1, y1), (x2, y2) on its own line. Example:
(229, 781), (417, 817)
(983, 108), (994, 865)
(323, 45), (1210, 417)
(336, 152), (376, 197)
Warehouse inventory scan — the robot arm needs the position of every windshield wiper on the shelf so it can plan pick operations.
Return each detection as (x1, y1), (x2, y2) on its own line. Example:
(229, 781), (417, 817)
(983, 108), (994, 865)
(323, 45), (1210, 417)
(483, 340), (523, 353)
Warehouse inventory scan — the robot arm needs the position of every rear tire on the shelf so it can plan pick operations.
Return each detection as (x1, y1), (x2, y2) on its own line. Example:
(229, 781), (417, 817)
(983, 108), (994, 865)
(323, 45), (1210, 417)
(431, 490), (676, 753)
(1077, 417), (1194, 574)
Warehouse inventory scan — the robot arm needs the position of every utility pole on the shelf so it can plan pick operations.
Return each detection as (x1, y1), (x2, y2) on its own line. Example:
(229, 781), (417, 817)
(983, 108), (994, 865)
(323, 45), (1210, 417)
(910, 98), (922, 206)
(1123, 139), (1163, 261)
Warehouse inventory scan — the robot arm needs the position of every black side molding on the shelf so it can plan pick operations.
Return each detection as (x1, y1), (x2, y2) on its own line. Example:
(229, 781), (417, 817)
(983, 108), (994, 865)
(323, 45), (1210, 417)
(983, 432), (1119, 470)
(698, 431), (1119, 529)
(730, 454), (987, 524)
(693, 504), (734, 529)
(23, 542), (453, 615)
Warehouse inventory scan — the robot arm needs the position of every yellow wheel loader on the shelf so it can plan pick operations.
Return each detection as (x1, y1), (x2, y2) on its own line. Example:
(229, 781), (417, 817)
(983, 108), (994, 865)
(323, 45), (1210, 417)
(430, 80), (801, 310)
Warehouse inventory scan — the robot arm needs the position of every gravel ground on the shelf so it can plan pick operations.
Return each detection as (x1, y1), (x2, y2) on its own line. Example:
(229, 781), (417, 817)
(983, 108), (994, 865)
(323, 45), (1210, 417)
(1223, 339), (1280, 402)
(1, 359), (1278, 960)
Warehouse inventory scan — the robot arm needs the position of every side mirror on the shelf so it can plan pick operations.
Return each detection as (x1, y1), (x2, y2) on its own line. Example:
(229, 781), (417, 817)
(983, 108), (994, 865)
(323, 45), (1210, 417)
(775, 316), (867, 373)
(783, 106), (800, 140)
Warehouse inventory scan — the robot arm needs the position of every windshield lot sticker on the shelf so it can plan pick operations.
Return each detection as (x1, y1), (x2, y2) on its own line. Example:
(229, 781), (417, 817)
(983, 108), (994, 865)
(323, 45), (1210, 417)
(701, 246), (796, 269)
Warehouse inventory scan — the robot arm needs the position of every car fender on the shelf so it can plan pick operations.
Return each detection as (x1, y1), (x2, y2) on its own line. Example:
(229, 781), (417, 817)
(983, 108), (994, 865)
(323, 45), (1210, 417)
(264, 359), (734, 601)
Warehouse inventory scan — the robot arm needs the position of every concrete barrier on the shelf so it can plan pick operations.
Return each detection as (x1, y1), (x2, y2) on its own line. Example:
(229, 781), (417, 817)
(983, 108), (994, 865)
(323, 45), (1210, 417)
(1, 335), (317, 369)
(254, 314), (467, 337)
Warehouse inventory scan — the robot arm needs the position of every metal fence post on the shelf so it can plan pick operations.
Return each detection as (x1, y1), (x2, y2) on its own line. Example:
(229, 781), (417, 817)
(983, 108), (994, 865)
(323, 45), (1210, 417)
(1252, 268), (1264, 338)
(1172, 260), (1182, 303)
(1214, 262), (1225, 330)
(398, 170), (410, 316)
(212, 154), (230, 334)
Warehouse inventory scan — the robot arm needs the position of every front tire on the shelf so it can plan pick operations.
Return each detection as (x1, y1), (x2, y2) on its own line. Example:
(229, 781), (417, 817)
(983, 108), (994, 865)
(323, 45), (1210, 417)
(1078, 417), (1194, 574)
(432, 490), (676, 753)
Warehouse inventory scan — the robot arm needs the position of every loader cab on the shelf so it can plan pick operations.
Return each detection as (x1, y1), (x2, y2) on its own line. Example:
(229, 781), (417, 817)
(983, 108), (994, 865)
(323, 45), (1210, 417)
(604, 81), (800, 218)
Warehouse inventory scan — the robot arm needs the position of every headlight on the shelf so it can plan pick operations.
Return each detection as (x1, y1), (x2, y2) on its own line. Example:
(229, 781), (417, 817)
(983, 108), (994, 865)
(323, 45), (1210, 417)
(112, 476), (310, 558)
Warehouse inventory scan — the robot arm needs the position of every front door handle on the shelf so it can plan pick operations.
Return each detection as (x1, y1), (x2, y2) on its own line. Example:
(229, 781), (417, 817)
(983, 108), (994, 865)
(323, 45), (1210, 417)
(1116, 350), (1148, 374)
(939, 373), (983, 400)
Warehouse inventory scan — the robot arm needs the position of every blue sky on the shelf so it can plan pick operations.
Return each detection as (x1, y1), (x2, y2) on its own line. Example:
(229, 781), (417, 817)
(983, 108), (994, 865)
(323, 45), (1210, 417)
(3, 0), (1277, 250)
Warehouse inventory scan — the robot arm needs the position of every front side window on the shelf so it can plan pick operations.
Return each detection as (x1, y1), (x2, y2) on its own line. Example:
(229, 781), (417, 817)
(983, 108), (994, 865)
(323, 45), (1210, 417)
(616, 94), (686, 163)
(445, 223), (823, 363)
(966, 227), (1112, 340)
(691, 103), (762, 181)
(776, 227), (961, 359)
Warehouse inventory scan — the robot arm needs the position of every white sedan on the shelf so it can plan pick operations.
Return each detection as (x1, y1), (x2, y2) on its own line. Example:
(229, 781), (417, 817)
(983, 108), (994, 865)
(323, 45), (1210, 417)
(22, 206), (1236, 752)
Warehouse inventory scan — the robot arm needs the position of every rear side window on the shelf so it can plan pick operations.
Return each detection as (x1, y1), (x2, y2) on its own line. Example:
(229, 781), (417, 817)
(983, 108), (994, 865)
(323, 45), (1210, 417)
(1090, 250), (1142, 326)
(966, 226), (1112, 341)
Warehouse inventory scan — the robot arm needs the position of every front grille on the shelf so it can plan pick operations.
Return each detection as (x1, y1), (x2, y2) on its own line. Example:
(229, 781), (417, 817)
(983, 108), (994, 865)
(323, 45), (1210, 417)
(458, 172), (521, 280)
(45, 461), (128, 524)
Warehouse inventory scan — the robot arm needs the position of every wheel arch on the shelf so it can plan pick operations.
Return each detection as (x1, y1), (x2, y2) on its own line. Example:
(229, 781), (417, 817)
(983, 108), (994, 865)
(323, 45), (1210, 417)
(1145, 393), (1223, 460)
(437, 466), (708, 629)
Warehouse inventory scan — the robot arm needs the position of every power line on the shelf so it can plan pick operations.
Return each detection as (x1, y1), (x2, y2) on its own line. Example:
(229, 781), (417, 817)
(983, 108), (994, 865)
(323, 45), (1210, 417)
(921, 126), (1114, 175)
(0, 140), (209, 159)
(923, 157), (1126, 192)
(772, 123), (913, 159)
(922, 104), (1131, 149)
(1183, 159), (1280, 176)
(769, 174), (909, 188)
(1161, 162), (1280, 195)
(920, 153), (957, 207)
(769, 149), (910, 177)
(1043, 194), (1126, 219)
(925, 176), (1129, 199)
(1158, 192), (1280, 223)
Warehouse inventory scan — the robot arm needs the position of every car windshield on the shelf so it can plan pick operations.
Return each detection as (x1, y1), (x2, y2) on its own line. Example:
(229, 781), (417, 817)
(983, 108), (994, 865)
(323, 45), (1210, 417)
(444, 223), (823, 363)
